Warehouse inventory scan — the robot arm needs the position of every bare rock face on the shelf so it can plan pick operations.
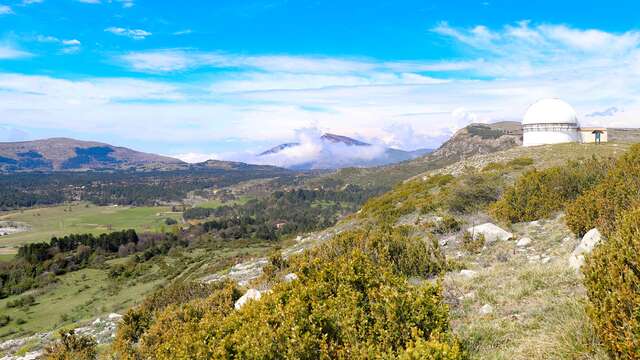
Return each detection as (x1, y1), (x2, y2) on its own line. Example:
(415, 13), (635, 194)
(466, 223), (513, 243)
(568, 228), (602, 271)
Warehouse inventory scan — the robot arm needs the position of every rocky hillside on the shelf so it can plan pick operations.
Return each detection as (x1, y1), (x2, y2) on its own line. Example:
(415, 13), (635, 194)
(0, 138), (184, 172)
(313, 121), (523, 188)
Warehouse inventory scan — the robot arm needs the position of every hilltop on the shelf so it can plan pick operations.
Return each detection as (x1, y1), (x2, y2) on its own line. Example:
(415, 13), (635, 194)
(0, 138), (184, 172)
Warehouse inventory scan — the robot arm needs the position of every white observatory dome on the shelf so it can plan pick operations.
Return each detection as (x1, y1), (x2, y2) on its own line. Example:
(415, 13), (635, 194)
(522, 98), (580, 147)
(523, 98), (579, 126)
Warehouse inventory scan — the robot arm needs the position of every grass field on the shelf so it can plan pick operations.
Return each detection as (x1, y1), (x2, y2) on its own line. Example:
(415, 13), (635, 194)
(0, 203), (182, 254)
(196, 195), (253, 209)
(0, 239), (282, 342)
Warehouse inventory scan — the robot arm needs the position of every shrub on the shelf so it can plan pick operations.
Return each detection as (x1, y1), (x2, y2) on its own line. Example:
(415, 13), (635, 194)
(492, 157), (610, 224)
(43, 330), (97, 360)
(461, 232), (485, 253)
(112, 281), (238, 359)
(0, 315), (10, 327)
(300, 225), (447, 278)
(134, 250), (464, 359)
(6, 294), (35, 308)
(583, 206), (640, 358)
(442, 173), (502, 214)
(360, 174), (453, 224)
(566, 145), (640, 237)
(431, 215), (461, 235)
(164, 218), (178, 226)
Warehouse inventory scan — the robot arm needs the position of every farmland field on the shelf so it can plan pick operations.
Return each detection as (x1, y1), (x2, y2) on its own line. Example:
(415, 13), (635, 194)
(0, 203), (182, 254)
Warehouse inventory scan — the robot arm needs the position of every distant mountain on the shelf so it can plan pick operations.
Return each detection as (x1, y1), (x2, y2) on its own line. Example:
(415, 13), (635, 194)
(259, 133), (433, 170)
(0, 138), (184, 172)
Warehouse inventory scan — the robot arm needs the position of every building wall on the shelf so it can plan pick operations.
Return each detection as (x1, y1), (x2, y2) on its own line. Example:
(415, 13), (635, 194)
(579, 130), (608, 143)
(523, 130), (580, 147)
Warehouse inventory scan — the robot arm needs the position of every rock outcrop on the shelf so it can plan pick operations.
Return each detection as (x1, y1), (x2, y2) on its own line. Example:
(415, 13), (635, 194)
(466, 223), (513, 243)
(568, 228), (602, 270)
(234, 289), (262, 310)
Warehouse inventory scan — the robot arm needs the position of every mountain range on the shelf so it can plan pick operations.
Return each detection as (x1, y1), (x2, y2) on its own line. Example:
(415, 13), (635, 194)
(0, 138), (184, 172)
(258, 133), (433, 170)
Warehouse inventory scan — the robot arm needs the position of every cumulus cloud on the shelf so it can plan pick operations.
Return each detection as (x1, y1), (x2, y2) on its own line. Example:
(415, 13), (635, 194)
(105, 27), (151, 40)
(171, 152), (220, 163)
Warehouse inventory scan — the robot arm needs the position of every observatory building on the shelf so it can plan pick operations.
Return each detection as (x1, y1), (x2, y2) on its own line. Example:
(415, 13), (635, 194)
(522, 98), (607, 147)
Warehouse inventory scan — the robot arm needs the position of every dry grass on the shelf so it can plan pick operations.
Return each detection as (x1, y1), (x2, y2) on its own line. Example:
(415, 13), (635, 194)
(443, 214), (608, 359)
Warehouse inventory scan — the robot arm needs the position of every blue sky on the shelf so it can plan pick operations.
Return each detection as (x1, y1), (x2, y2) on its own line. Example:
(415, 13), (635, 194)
(1, 0), (640, 162)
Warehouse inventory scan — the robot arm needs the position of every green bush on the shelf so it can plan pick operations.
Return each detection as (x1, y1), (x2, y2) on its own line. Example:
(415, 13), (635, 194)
(492, 157), (610, 224)
(566, 144), (640, 237)
(43, 330), (97, 360)
(461, 232), (485, 253)
(583, 206), (640, 358)
(0, 315), (10, 327)
(134, 250), (464, 360)
(442, 173), (502, 214)
(112, 281), (238, 359)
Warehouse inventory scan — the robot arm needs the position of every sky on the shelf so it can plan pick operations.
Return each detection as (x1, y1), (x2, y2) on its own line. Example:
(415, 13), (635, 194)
(1, 0), (640, 163)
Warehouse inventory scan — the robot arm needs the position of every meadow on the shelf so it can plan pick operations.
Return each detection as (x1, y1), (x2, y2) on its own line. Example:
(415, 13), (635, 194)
(0, 203), (181, 255)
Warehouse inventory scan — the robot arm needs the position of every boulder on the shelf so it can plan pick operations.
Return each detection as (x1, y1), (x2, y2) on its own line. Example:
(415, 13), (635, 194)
(234, 289), (262, 310)
(568, 228), (602, 271)
(283, 273), (298, 282)
(466, 223), (513, 243)
(516, 237), (532, 247)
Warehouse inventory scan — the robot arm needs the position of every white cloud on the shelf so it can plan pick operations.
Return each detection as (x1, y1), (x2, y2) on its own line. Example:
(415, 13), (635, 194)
(105, 27), (151, 40)
(0, 5), (13, 15)
(76, 0), (100, 3)
(0, 45), (31, 59)
(5, 22), (640, 156)
(62, 39), (81, 46)
(21, 0), (43, 5)
(172, 29), (192, 36)
(171, 152), (219, 163)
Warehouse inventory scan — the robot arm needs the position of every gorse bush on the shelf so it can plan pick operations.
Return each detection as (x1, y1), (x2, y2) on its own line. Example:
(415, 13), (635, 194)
(566, 144), (640, 237)
(492, 157), (610, 224)
(113, 224), (462, 359)
(112, 281), (238, 359)
(442, 173), (502, 214)
(583, 206), (640, 358)
(43, 330), (97, 360)
(124, 250), (463, 360)
(297, 225), (448, 278)
(360, 174), (453, 224)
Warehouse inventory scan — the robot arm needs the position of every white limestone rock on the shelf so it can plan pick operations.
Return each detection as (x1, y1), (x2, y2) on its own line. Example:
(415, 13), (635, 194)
(459, 270), (478, 279)
(466, 223), (513, 243)
(234, 289), (262, 310)
(568, 228), (602, 271)
(283, 273), (299, 282)
(479, 304), (494, 315)
(516, 237), (532, 247)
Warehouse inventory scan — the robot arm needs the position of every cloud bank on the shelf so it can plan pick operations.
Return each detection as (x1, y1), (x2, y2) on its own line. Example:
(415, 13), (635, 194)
(4, 21), (640, 156)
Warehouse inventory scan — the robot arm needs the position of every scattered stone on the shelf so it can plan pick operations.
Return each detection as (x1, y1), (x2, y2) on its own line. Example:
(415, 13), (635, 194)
(541, 256), (552, 264)
(459, 269), (478, 279)
(283, 273), (298, 282)
(479, 304), (494, 315)
(528, 254), (541, 262)
(108, 313), (123, 321)
(568, 228), (602, 270)
(466, 223), (513, 243)
(516, 237), (532, 247)
(234, 289), (262, 310)
(440, 235), (455, 247)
